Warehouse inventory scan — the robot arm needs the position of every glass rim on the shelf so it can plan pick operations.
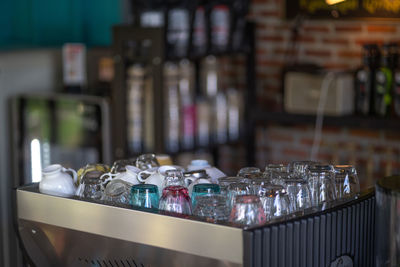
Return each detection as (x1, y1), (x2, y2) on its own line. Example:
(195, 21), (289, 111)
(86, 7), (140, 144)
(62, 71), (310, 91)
(131, 184), (159, 193)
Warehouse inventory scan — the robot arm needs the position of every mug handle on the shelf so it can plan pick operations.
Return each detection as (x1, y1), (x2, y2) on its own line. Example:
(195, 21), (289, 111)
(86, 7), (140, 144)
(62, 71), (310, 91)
(100, 173), (117, 184)
(137, 170), (152, 183)
(63, 168), (78, 184)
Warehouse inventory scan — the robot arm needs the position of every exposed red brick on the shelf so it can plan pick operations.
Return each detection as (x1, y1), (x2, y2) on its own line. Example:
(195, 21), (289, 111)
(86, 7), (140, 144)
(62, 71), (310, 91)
(296, 36), (316, 43)
(268, 132), (294, 142)
(367, 25), (397, 33)
(304, 49), (332, 57)
(303, 26), (330, 33)
(337, 50), (363, 59)
(349, 129), (380, 138)
(354, 38), (385, 46)
(300, 138), (315, 146)
(256, 10), (281, 17)
(335, 25), (362, 33)
(323, 63), (352, 70)
(384, 131), (400, 141)
(322, 37), (349, 45)
(274, 48), (297, 56)
(259, 35), (285, 42)
(282, 148), (309, 158)
(322, 126), (342, 134)
(257, 58), (284, 67)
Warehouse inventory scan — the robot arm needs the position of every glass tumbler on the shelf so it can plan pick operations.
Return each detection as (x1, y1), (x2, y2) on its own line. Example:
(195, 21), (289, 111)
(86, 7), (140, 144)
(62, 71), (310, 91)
(159, 185), (192, 215)
(130, 184), (159, 209)
(288, 161), (319, 179)
(283, 178), (312, 212)
(229, 195), (267, 227)
(163, 169), (186, 189)
(101, 179), (131, 205)
(191, 183), (220, 208)
(111, 158), (136, 174)
(334, 165), (360, 199)
(218, 177), (250, 195)
(77, 164), (110, 186)
(75, 176), (103, 200)
(136, 153), (160, 170)
(264, 163), (288, 178)
(307, 164), (336, 207)
(257, 185), (291, 220)
(227, 182), (252, 209)
(193, 194), (229, 222)
(237, 167), (262, 179)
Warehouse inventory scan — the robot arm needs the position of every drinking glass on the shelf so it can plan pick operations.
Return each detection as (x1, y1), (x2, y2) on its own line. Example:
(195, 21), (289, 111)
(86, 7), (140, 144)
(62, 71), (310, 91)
(130, 184), (159, 209)
(162, 169), (185, 189)
(159, 186), (192, 215)
(101, 179), (131, 205)
(111, 158), (136, 174)
(229, 195), (267, 227)
(264, 163), (288, 178)
(270, 172), (291, 186)
(257, 185), (291, 220)
(75, 176), (103, 200)
(250, 178), (273, 195)
(136, 153), (160, 170)
(307, 164), (336, 207)
(218, 177), (250, 195)
(288, 161), (319, 179)
(193, 194), (229, 222)
(191, 183), (220, 208)
(334, 165), (360, 199)
(77, 164), (110, 185)
(227, 182), (252, 209)
(283, 178), (312, 212)
(237, 167), (262, 179)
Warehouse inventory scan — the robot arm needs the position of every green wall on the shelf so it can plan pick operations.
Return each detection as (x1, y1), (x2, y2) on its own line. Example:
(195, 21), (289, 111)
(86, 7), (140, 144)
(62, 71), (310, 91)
(0, 0), (122, 48)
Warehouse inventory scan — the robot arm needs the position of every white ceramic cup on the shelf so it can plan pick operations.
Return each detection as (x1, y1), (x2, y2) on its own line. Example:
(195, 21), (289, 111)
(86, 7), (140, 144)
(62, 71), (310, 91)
(39, 164), (77, 197)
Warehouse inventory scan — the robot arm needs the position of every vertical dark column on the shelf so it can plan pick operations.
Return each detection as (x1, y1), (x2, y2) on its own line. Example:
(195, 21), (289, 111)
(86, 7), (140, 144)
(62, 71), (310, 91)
(245, 22), (256, 166)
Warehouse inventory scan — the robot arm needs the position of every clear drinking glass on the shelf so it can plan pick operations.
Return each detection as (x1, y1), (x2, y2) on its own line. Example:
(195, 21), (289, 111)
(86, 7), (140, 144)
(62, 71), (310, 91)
(77, 164), (110, 185)
(111, 158), (137, 174)
(237, 167), (262, 179)
(334, 165), (360, 199)
(229, 195), (267, 227)
(75, 175), (104, 200)
(288, 161), (319, 179)
(136, 153), (160, 170)
(264, 163), (288, 177)
(307, 164), (336, 207)
(130, 184), (159, 209)
(159, 185), (192, 215)
(227, 182), (252, 209)
(191, 183), (220, 208)
(101, 179), (131, 205)
(250, 178), (273, 195)
(283, 178), (312, 212)
(257, 185), (291, 220)
(193, 194), (229, 223)
(163, 169), (185, 189)
(270, 172), (291, 186)
(218, 177), (250, 195)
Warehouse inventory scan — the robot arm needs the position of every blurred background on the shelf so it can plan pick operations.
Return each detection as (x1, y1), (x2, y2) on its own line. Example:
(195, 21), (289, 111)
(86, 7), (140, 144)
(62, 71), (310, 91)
(2, 0), (400, 266)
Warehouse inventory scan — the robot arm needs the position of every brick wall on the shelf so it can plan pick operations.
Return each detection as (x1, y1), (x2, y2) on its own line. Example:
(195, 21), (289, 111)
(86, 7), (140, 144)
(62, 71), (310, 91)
(221, 0), (400, 188)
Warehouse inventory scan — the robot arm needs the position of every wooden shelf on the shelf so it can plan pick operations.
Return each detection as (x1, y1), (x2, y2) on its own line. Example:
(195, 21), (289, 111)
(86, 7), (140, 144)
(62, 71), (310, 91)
(252, 110), (400, 131)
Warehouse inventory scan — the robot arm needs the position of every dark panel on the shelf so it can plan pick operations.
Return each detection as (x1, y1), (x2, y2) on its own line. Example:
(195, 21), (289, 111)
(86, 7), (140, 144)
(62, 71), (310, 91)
(342, 208), (347, 255)
(331, 211), (337, 262)
(293, 221), (300, 267)
(351, 205), (356, 259)
(254, 229), (262, 267)
(278, 224), (286, 267)
(326, 213), (332, 267)
(336, 210), (342, 257)
(306, 218), (314, 267)
(313, 216), (320, 267)
(320, 214), (326, 267)
(360, 201), (366, 267)
(354, 203), (361, 266)
(286, 223), (294, 267)
(346, 207), (351, 255)
(271, 226), (278, 267)
(243, 231), (254, 267)
(263, 228), (271, 267)
(300, 219), (307, 267)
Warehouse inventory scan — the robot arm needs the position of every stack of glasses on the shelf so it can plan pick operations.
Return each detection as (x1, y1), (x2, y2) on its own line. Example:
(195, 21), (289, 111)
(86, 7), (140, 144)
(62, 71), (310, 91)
(72, 156), (360, 228)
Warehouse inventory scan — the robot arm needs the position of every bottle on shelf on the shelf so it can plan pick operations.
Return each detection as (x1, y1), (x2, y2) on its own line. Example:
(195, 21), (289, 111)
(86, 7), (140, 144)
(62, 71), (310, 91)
(62, 43), (87, 94)
(210, 3), (230, 53)
(166, 7), (190, 58)
(355, 44), (379, 115)
(374, 43), (393, 117)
